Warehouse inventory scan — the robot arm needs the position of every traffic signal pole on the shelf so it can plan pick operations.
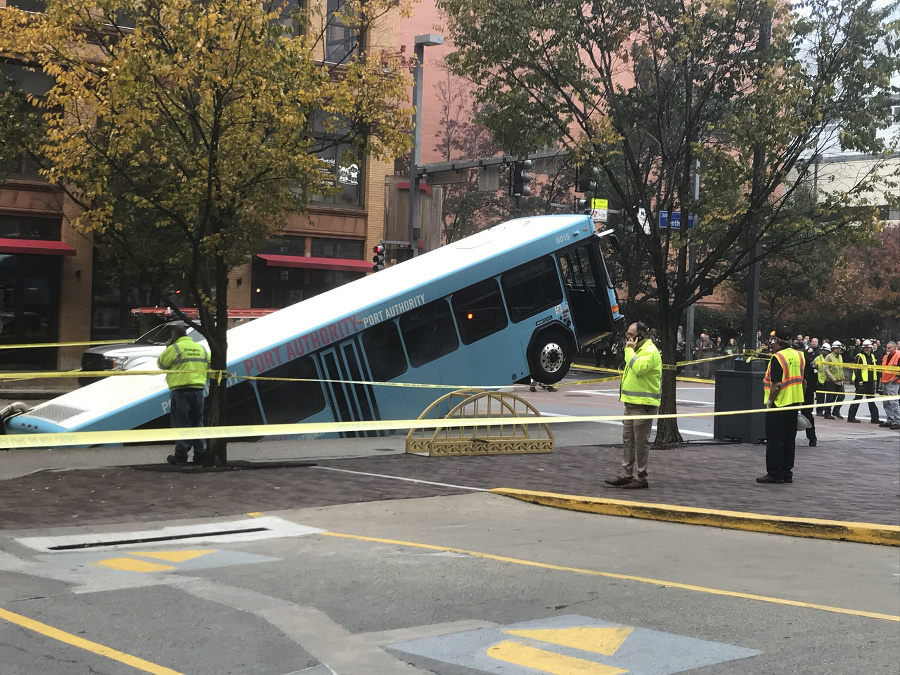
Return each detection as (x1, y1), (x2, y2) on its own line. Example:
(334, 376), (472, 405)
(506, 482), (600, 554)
(408, 34), (443, 258)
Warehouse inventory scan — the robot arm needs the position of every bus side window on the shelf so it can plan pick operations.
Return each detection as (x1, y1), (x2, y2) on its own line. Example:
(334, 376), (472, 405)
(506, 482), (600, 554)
(451, 278), (508, 345)
(399, 298), (459, 367)
(226, 380), (265, 426)
(501, 256), (564, 322)
(362, 321), (408, 381)
(256, 355), (327, 423)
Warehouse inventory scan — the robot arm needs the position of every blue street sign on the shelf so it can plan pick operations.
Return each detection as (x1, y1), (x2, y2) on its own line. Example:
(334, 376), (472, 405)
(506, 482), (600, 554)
(658, 211), (695, 230)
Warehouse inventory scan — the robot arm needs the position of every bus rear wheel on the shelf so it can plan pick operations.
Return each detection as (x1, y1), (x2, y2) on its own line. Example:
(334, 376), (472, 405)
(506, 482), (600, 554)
(530, 330), (572, 384)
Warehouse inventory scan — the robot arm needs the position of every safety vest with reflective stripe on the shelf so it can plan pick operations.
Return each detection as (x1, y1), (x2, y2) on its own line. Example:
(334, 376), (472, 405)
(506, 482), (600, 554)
(620, 339), (662, 406)
(157, 336), (210, 390)
(823, 353), (845, 383)
(853, 352), (877, 383)
(763, 348), (805, 407)
(814, 353), (827, 384)
(882, 351), (900, 384)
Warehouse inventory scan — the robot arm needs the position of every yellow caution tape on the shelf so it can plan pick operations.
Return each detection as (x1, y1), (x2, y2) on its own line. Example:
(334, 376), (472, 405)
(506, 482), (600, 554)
(0, 340), (133, 350)
(1, 394), (897, 450)
(0, 368), (620, 390)
(571, 364), (624, 375)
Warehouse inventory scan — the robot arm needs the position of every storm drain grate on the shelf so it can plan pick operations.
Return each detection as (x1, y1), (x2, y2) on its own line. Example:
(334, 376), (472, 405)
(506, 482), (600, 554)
(48, 527), (270, 551)
(15, 516), (324, 553)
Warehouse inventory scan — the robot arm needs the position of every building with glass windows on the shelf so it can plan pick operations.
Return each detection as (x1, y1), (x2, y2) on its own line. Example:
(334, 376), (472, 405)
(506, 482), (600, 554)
(0, 0), (399, 370)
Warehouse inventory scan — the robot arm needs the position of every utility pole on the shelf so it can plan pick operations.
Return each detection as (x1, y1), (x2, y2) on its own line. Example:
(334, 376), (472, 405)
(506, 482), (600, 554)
(408, 34), (443, 258)
(743, 9), (771, 351)
(685, 159), (698, 362)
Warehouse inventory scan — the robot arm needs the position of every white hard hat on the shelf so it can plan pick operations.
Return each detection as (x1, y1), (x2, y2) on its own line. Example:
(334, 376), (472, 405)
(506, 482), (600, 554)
(832, 341), (843, 348)
(821, 343), (831, 350)
(863, 339), (872, 346)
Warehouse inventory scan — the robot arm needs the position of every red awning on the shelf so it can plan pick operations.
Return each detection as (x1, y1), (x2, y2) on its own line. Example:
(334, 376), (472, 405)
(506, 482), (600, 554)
(0, 238), (77, 256)
(257, 253), (371, 272)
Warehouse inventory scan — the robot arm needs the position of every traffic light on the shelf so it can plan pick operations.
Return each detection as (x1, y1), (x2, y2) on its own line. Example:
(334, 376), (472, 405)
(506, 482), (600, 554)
(575, 166), (598, 194)
(509, 160), (533, 197)
(573, 198), (589, 214)
(372, 242), (385, 272)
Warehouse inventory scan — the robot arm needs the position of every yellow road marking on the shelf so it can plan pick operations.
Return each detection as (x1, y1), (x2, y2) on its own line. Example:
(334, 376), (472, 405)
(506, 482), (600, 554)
(488, 640), (627, 674)
(246, 512), (264, 518)
(129, 550), (215, 563)
(0, 606), (185, 675)
(90, 558), (175, 573)
(322, 531), (900, 622)
(504, 626), (633, 655)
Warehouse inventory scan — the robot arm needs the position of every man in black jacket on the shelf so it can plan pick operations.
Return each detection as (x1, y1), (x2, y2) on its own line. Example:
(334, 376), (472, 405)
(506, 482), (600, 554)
(848, 340), (880, 424)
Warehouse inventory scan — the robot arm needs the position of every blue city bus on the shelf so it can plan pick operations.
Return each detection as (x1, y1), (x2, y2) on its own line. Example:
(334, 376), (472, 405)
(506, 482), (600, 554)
(4, 214), (624, 438)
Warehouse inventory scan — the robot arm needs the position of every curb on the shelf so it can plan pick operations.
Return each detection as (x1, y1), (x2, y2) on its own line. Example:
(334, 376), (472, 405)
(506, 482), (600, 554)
(489, 488), (900, 546)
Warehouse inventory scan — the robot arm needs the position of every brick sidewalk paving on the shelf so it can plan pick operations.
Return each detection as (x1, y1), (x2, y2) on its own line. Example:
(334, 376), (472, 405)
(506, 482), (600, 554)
(0, 436), (897, 531)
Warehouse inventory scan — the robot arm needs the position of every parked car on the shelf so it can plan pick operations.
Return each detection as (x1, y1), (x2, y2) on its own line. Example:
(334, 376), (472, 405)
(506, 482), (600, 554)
(79, 321), (205, 386)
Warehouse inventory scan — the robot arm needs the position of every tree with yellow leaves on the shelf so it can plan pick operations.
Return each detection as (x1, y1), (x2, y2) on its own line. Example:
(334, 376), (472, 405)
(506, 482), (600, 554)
(0, 0), (413, 464)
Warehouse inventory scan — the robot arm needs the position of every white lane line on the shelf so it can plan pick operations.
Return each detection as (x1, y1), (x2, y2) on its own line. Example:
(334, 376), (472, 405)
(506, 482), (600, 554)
(539, 412), (715, 437)
(312, 466), (489, 491)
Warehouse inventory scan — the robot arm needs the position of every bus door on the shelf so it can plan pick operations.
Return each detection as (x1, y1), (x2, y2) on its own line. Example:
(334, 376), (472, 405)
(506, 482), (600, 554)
(557, 241), (615, 345)
(318, 339), (384, 438)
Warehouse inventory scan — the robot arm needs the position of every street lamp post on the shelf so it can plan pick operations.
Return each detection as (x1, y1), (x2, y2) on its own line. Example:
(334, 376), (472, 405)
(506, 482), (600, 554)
(408, 33), (443, 258)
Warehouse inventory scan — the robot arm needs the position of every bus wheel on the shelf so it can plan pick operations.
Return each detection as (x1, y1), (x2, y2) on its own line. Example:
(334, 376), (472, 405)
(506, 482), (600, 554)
(530, 330), (572, 384)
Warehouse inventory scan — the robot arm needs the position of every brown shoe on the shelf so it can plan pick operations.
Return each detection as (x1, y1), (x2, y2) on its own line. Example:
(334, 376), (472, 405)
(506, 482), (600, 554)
(604, 476), (635, 487)
(622, 478), (649, 489)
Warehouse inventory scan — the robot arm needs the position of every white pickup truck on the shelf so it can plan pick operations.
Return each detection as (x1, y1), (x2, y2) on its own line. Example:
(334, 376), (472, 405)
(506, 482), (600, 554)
(79, 321), (205, 386)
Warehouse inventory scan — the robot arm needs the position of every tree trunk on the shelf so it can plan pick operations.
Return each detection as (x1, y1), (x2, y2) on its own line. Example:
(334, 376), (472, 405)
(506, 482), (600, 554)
(206, 254), (231, 466)
(655, 322), (684, 444)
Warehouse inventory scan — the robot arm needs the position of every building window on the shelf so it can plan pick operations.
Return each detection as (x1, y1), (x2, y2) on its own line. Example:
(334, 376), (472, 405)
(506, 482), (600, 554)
(258, 234), (305, 256)
(0, 61), (53, 181)
(0, 253), (59, 370)
(5, 1), (47, 12)
(0, 215), (61, 240)
(270, 0), (303, 37)
(310, 141), (363, 208)
(250, 258), (306, 308)
(325, 0), (358, 64)
(310, 237), (363, 259)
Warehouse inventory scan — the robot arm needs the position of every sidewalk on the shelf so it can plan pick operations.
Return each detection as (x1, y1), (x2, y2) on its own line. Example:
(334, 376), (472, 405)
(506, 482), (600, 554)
(1, 433), (897, 533)
(0, 374), (78, 400)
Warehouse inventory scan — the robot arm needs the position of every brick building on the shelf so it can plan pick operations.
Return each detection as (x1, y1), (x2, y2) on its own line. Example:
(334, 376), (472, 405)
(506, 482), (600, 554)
(0, 0), (400, 370)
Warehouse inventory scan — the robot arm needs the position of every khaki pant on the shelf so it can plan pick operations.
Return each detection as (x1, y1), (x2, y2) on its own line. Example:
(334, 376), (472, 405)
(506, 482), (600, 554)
(620, 402), (659, 479)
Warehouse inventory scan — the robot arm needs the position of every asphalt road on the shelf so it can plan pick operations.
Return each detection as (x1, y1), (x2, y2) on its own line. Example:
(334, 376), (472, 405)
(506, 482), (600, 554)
(1, 376), (898, 675)
(1, 494), (898, 675)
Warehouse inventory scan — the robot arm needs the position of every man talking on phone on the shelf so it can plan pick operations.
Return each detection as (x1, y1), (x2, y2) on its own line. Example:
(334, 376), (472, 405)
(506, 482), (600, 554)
(605, 321), (662, 489)
(157, 324), (211, 466)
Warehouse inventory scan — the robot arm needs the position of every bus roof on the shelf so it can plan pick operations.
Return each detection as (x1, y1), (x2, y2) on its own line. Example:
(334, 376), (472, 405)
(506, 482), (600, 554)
(225, 214), (593, 360)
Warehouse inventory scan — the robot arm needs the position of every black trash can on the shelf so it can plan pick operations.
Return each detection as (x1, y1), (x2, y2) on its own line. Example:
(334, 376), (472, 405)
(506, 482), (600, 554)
(713, 366), (767, 443)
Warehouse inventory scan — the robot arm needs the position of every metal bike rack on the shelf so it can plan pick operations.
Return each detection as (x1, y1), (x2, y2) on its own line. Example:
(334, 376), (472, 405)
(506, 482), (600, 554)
(406, 389), (554, 457)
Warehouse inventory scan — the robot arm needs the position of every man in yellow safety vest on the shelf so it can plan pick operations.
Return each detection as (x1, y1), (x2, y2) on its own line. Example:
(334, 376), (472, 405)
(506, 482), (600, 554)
(757, 328), (805, 484)
(813, 343), (830, 416)
(847, 339), (880, 424)
(822, 341), (847, 419)
(604, 321), (662, 490)
(157, 324), (211, 466)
